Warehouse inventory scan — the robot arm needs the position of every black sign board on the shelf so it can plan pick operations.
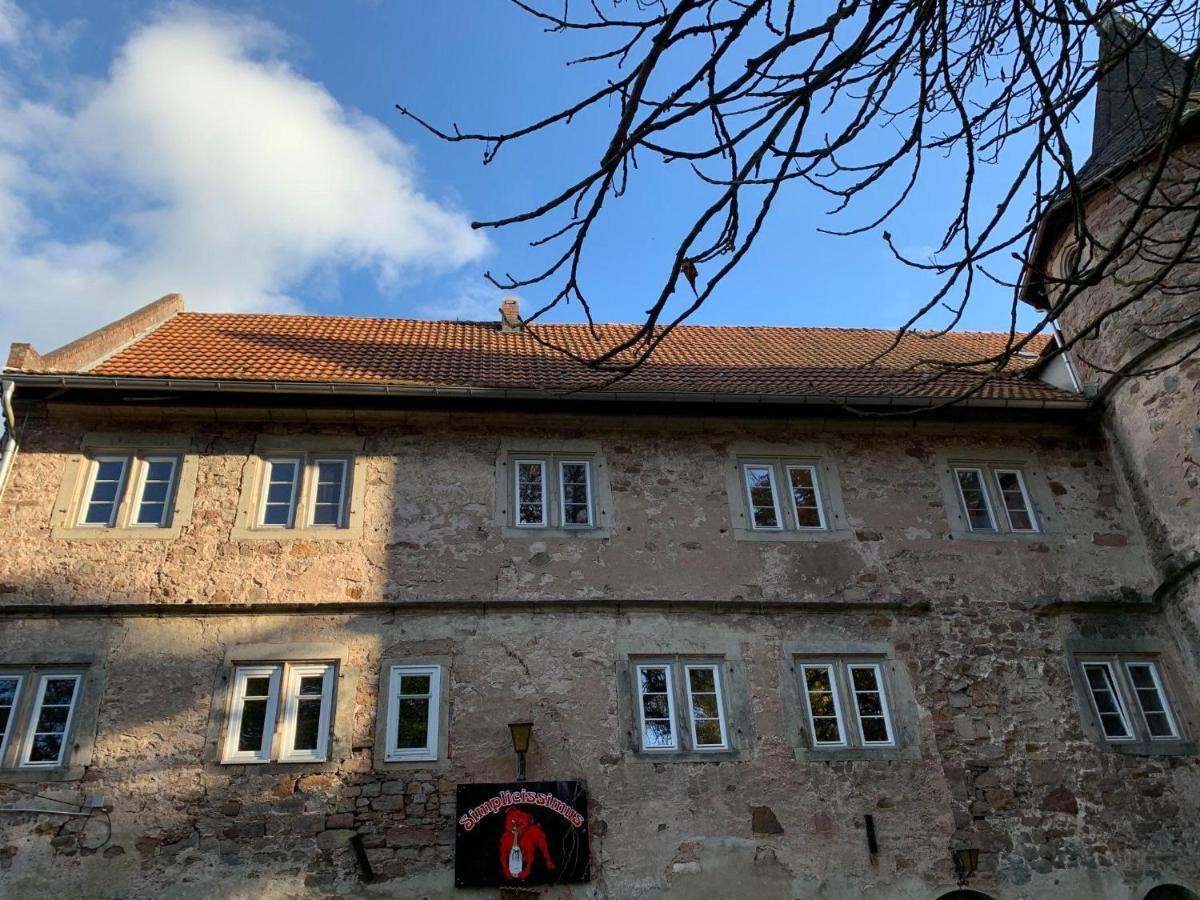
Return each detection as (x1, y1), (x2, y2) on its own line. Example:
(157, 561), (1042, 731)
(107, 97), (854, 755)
(455, 780), (590, 888)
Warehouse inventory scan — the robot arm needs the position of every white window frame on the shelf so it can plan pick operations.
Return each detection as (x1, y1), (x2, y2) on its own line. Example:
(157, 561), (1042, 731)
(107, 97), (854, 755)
(558, 459), (594, 528)
(742, 463), (784, 531)
(223, 665), (283, 764)
(258, 457), (303, 529)
(513, 458), (549, 528)
(785, 464), (827, 530)
(846, 663), (896, 747)
(953, 466), (998, 533)
(799, 663), (848, 748)
(992, 467), (1039, 533)
(385, 664), (442, 762)
(1081, 661), (1134, 742)
(129, 455), (181, 528)
(78, 455), (131, 527)
(306, 457), (350, 529)
(277, 664), (336, 763)
(1123, 660), (1180, 741)
(635, 663), (678, 752)
(683, 664), (729, 751)
(19, 673), (82, 769)
(0, 673), (25, 764)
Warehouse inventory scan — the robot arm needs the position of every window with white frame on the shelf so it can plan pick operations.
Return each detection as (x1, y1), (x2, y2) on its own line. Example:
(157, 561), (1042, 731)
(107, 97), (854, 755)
(511, 455), (595, 529)
(77, 453), (181, 529)
(951, 464), (1039, 534)
(739, 459), (829, 531)
(1079, 656), (1180, 744)
(0, 670), (85, 769)
(798, 660), (895, 750)
(257, 455), (352, 530)
(384, 664), (442, 762)
(222, 662), (336, 763)
(633, 660), (730, 753)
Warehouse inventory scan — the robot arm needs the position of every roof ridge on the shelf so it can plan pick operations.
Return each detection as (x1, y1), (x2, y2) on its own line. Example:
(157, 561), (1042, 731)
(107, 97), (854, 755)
(176, 311), (1038, 340)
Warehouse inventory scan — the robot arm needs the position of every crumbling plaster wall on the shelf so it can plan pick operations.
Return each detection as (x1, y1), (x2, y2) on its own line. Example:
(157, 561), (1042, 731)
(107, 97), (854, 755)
(0, 609), (1196, 900)
(0, 406), (1156, 609)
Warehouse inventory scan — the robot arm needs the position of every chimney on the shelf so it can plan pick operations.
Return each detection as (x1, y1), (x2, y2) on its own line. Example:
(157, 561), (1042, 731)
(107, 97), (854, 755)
(499, 296), (523, 333)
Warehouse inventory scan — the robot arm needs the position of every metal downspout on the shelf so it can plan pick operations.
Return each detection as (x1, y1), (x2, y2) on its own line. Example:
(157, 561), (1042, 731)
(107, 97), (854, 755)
(0, 380), (17, 503)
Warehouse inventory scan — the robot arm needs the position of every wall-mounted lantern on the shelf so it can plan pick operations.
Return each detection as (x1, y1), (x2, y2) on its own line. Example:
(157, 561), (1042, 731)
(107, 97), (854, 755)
(508, 721), (533, 781)
(953, 847), (980, 886)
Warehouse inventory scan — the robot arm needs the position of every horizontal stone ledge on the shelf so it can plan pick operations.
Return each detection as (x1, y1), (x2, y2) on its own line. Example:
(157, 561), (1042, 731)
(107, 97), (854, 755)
(0, 597), (934, 618)
(1029, 598), (1160, 615)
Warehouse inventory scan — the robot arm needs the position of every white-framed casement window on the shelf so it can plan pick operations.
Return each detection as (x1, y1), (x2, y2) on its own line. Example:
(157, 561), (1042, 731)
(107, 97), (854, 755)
(798, 660), (895, 750)
(77, 453), (181, 529)
(952, 464), (1039, 534)
(257, 454), (352, 530)
(1079, 657), (1179, 743)
(633, 660), (730, 753)
(384, 664), (442, 762)
(740, 460), (828, 531)
(512, 456), (595, 529)
(222, 662), (336, 763)
(0, 671), (84, 769)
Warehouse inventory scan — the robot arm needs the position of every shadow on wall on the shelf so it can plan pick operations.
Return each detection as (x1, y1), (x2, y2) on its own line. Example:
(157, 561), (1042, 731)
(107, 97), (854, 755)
(1145, 886), (1200, 900)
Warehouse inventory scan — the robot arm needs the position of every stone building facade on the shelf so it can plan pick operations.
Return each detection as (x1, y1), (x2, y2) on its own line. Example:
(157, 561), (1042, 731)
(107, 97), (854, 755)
(1, 29), (1198, 900)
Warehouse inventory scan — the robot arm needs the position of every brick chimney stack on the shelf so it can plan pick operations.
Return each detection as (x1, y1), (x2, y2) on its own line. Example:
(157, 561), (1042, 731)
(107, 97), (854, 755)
(499, 296), (523, 333)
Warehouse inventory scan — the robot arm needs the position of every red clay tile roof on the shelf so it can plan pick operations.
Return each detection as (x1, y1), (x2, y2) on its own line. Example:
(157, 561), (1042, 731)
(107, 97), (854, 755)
(71, 312), (1072, 402)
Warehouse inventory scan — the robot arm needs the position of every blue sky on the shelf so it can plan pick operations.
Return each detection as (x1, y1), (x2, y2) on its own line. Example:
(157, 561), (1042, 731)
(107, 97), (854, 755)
(0, 1), (1093, 356)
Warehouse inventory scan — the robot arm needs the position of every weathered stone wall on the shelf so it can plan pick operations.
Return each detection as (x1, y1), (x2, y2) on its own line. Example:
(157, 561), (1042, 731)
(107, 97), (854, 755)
(1042, 138), (1200, 694)
(0, 405), (1195, 898)
(0, 406), (1155, 608)
(0, 607), (1197, 900)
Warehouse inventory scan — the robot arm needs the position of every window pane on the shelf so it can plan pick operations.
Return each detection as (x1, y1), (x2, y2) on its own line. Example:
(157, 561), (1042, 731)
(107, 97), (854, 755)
(691, 693), (719, 720)
(516, 462), (545, 525)
(856, 693), (883, 716)
(788, 466), (824, 528)
(744, 466), (780, 528)
(860, 718), (889, 743)
(0, 678), (18, 705)
(298, 676), (324, 696)
(955, 469), (995, 531)
(809, 692), (835, 716)
(1082, 664), (1131, 739)
(266, 483), (294, 503)
(559, 461), (592, 526)
(813, 719), (841, 743)
(237, 698), (269, 752)
(42, 678), (77, 705)
(28, 734), (64, 763)
(82, 458), (129, 526)
(995, 470), (1035, 531)
(803, 666), (843, 745)
(1127, 663), (1176, 739)
(400, 674), (431, 696)
(311, 460), (346, 527)
(642, 719), (674, 748)
(642, 693), (669, 719)
(640, 667), (667, 693)
(262, 460), (299, 527)
(291, 698), (323, 751)
(35, 704), (69, 732)
(244, 676), (272, 697)
(396, 698), (430, 749)
(694, 719), (723, 746)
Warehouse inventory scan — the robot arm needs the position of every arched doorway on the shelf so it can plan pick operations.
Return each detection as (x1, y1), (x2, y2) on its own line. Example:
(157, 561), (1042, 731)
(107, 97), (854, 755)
(936, 891), (996, 900)
(1145, 886), (1200, 900)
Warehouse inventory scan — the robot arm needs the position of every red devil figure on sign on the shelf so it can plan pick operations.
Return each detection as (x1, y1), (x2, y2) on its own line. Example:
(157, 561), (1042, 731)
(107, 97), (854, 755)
(499, 808), (555, 880)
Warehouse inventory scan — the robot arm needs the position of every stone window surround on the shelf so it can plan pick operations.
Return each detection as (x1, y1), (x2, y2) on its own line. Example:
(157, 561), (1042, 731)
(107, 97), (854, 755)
(50, 432), (200, 541)
(231, 434), (367, 541)
(372, 655), (453, 771)
(934, 448), (1057, 540)
(780, 640), (921, 761)
(1065, 638), (1196, 757)
(614, 640), (751, 762)
(203, 642), (358, 774)
(0, 651), (105, 783)
(494, 438), (613, 539)
(724, 441), (852, 542)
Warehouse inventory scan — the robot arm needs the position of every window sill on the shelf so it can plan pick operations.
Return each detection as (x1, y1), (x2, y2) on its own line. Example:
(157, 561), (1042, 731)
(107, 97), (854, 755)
(51, 525), (184, 541)
(0, 766), (88, 783)
(500, 525), (611, 540)
(376, 756), (451, 771)
(732, 527), (853, 543)
(792, 745), (921, 762)
(1102, 739), (1195, 757)
(207, 758), (340, 775)
(947, 529), (1051, 542)
(229, 525), (364, 542)
(626, 749), (746, 763)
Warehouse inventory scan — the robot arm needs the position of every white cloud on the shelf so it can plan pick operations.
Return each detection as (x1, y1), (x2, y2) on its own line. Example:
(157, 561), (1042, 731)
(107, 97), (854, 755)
(0, 1), (22, 45)
(416, 278), (504, 321)
(0, 6), (488, 358)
